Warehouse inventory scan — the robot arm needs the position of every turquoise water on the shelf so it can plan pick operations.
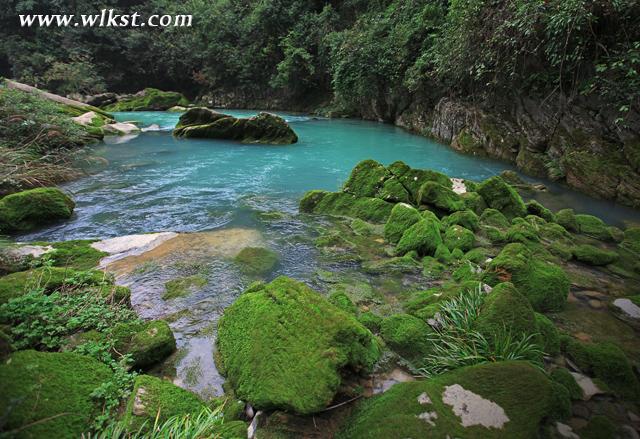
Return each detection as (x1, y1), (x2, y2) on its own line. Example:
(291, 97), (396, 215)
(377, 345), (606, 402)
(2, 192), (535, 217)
(19, 110), (640, 241)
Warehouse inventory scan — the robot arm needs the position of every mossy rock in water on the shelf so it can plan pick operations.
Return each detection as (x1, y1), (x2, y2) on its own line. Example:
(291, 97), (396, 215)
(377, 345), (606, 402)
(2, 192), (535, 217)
(482, 243), (570, 312)
(216, 276), (380, 414)
(525, 200), (556, 223)
(0, 350), (113, 438)
(575, 214), (614, 241)
(112, 320), (176, 369)
(163, 274), (208, 299)
(442, 210), (480, 232)
(378, 176), (411, 203)
(396, 218), (443, 257)
(0, 267), (108, 304)
(342, 159), (389, 198)
(173, 108), (297, 144)
(380, 313), (433, 363)
(550, 368), (583, 400)
(0, 187), (75, 234)
(417, 181), (465, 213)
(384, 203), (422, 243)
(300, 191), (393, 223)
(444, 225), (475, 252)
(534, 312), (560, 356)
(234, 247), (279, 276)
(474, 282), (536, 341)
(104, 88), (189, 111)
(299, 189), (330, 213)
(556, 208), (578, 232)
(477, 176), (526, 219)
(572, 244), (619, 266)
(563, 338), (640, 400)
(479, 208), (510, 229)
(388, 161), (452, 203)
(124, 375), (206, 431)
(337, 361), (560, 439)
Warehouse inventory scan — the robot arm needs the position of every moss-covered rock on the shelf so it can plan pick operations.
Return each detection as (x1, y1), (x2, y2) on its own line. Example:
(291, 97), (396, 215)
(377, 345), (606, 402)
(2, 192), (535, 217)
(342, 159), (389, 198)
(444, 225), (475, 252)
(434, 243), (453, 263)
(380, 313), (433, 363)
(575, 214), (614, 241)
(417, 181), (465, 213)
(0, 188), (75, 233)
(442, 210), (480, 231)
(405, 281), (481, 322)
(39, 240), (106, 270)
(563, 338), (640, 400)
(525, 200), (556, 223)
(298, 189), (329, 213)
(550, 368), (583, 400)
(474, 282), (536, 340)
(358, 311), (383, 333)
(173, 108), (297, 144)
(505, 218), (540, 243)
(461, 192), (487, 215)
(620, 227), (640, 255)
(482, 243), (570, 312)
(477, 176), (526, 219)
(534, 312), (560, 356)
(104, 88), (189, 111)
(378, 176), (411, 203)
(337, 361), (560, 439)
(328, 291), (358, 315)
(302, 191), (393, 223)
(556, 208), (578, 232)
(111, 320), (176, 369)
(572, 244), (619, 266)
(384, 203), (422, 243)
(388, 161), (452, 203)
(578, 415), (617, 439)
(479, 208), (510, 229)
(396, 218), (443, 257)
(216, 277), (380, 414)
(234, 247), (279, 276)
(124, 375), (206, 431)
(163, 274), (208, 299)
(0, 350), (113, 438)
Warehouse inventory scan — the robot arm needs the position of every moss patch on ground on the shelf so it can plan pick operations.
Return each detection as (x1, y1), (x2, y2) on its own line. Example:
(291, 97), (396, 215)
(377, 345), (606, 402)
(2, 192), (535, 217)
(163, 275), (208, 300)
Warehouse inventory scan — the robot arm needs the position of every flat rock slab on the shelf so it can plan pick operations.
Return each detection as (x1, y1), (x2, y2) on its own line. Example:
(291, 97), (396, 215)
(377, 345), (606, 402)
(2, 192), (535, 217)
(442, 384), (509, 429)
(613, 298), (640, 320)
(570, 372), (604, 401)
(92, 232), (178, 267)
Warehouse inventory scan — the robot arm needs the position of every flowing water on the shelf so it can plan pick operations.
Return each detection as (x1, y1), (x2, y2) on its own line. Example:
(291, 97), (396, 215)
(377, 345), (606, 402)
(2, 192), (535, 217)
(14, 110), (640, 398)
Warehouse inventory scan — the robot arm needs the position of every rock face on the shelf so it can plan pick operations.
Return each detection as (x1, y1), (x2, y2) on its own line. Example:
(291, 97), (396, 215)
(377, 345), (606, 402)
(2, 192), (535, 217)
(0, 187), (75, 234)
(102, 122), (141, 136)
(216, 276), (380, 414)
(337, 361), (561, 438)
(103, 88), (189, 111)
(173, 107), (298, 144)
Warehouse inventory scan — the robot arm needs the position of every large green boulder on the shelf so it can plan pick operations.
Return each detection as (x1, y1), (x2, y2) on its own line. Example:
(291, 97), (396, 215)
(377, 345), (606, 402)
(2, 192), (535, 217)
(396, 218), (443, 257)
(0, 350), (113, 438)
(482, 243), (570, 312)
(380, 314), (433, 363)
(575, 214), (613, 241)
(556, 208), (578, 232)
(112, 320), (176, 369)
(388, 161), (452, 203)
(477, 176), (526, 219)
(479, 208), (510, 229)
(342, 159), (389, 198)
(337, 361), (561, 439)
(443, 210), (480, 231)
(216, 277), (380, 414)
(173, 108), (297, 144)
(417, 181), (465, 213)
(104, 88), (189, 111)
(444, 225), (475, 252)
(123, 375), (206, 431)
(299, 191), (393, 223)
(525, 200), (555, 223)
(0, 188), (75, 234)
(384, 203), (422, 243)
(474, 282), (536, 340)
(620, 227), (640, 254)
(572, 244), (619, 266)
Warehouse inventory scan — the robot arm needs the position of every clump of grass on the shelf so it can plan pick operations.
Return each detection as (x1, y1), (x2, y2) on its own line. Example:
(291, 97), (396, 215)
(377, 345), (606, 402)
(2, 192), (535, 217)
(419, 285), (544, 378)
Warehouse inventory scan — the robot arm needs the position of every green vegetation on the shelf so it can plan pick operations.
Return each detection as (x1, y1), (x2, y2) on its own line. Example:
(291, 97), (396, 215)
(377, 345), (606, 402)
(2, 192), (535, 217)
(163, 275), (208, 300)
(550, 368), (583, 400)
(396, 218), (442, 257)
(380, 313), (433, 364)
(104, 88), (188, 111)
(0, 187), (75, 233)
(384, 203), (422, 243)
(443, 225), (475, 252)
(234, 247), (279, 276)
(572, 244), (619, 266)
(477, 177), (526, 220)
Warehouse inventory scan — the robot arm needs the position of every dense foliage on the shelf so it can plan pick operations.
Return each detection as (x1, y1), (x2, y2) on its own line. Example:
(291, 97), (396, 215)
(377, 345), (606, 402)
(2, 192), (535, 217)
(2, 0), (637, 116)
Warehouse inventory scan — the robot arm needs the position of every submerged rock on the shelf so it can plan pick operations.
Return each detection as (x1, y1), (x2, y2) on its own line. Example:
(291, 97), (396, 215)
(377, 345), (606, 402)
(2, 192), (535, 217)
(102, 122), (141, 136)
(216, 276), (380, 414)
(173, 108), (298, 144)
(234, 247), (279, 276)
(0, 187), (75, 234)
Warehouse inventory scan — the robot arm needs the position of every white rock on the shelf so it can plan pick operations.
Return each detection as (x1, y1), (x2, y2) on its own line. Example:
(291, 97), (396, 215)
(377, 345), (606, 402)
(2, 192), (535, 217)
(72, 111), (98, 126)
(417, 411), (438, 426)
(247, 410), (262, 439)
(570, 372), (604, 401)
(442, 384), (509, 429)
(91, 232), (178, 267)
(103, 122), (141, 135)
(613, 298), (640, 320)
(10, 244), (53, 258)
(556, 422), (580, 439)
(451, 178), (467, 194)
(417, 392), (432, 405)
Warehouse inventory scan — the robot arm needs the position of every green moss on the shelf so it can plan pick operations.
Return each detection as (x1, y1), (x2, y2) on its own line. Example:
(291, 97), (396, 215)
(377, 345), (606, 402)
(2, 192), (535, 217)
(216, 277), (380, 414)
(299, 190), (330, 213)
(434, 243), (453, 263)
(396, 218), (443, 257)
(417, 181), (465, 213)
(310, 192), (393, 223)
(461, 191), (487, 215)
(422, 256), (446, 278)
(380, 313), (432, 363)
(442, 210), (480, 231)
(358, 311), (382, 333)
(163, 275), (208, 300)
(362, 254), (421, 274)
(383, 203), (422, 243)
(534, 313), (560, 355)
(0, 188), (75, 234)
(464, 248), (488, 264)
(578, 415), (617, 439)
(474, 282), (536, 340)
(378, 177), (411, 203)
(572, 244), (619, 266)
(405, 281), (481, 321)
(479, 208), (510, 229)
(0, 350), (113, 438)
(525, 200), (556, 222)
(477, 176), (526, 219)
(350, 218), (376, 236)
(550, 368), (583, 400)
(234, 247), (279, 276)
(505, 218), (540, 243)
(452, 262), (480, 282)
(563, 338), (640, 400)
(328, 291), (358, 315)
(124, 375), (206, 431)
(104, 88), (189, 111)
(113, 320), (176, 369)
(444, 225), (475, 252)
(337, 361), (558, 439)
(41, 240), (106, 270)
(575, 214), (614, 241)
(0, 267), (108, 304)
(556, 209), (578, 232)
(620, 227), (640, 255)
(389, 162), (452, 203)
(342, 159), (389, 198)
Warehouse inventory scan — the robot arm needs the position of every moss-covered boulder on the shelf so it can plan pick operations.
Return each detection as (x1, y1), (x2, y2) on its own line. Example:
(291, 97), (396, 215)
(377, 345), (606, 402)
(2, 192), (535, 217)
(550, 368), (583, 400)
(112, 320), (176, 369)
(337, 361), (560, 439)
(505, 218), (540, 243)
(388, 161), (452, 203)
(477, 176), (526, 219)
(104, 88), (189, 111)
(0, 188), (75, 233)
(444, 225), (475, 252)
(299, 191), (393, 223)
(173, 108), (297, 144)
(384, 203), (422, 243)
(328, 291), (358, 315)
(482, 243), (570, 312)
(124, 375), (206, 431)
(479, 208), (510, 229)
(396, 218), (443, 257)
(572, 244), (619, 266)
(216, 277), (380, 414)
(474, 282), (536, 340)
(380, 313), (433, 363)
(234, 247), (279, 276)
(0, 350), (113, 438)
(342, 159), (389, 198)
(525, 200), (556, 223)
(534, 313), (560, 356)
(620, 227), (640, 254)
(443, 210), (480, 231)
(556, 208), (578, 232)
(417, 181), (465, 213)
(575, 214), (613, 241)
